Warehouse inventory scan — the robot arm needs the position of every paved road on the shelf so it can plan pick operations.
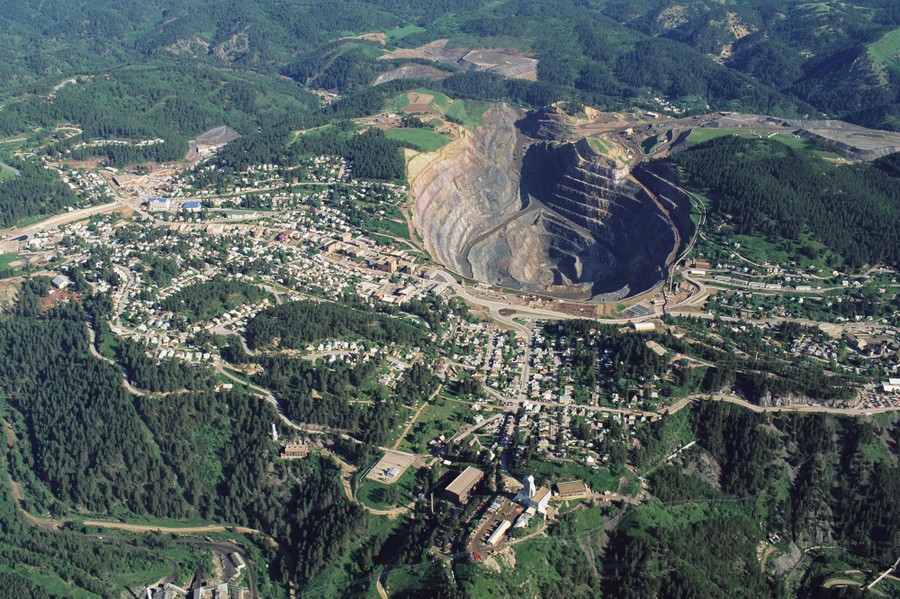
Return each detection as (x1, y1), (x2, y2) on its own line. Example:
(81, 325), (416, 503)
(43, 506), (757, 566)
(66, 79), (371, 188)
(0, 161), (21, 176)
(867, 555), (900, 590)
(0, 200), (122, 238)
(666, 393), (900, 417)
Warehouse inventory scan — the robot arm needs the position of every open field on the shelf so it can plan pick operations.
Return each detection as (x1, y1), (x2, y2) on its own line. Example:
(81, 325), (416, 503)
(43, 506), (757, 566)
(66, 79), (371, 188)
(384, 25), (426, 43)
(390, 89), (490, 129)
(385, 128), (451, 152)
(0, 564), (99, 598)
(688, 128), (798, 146)
(306, 514), (408, 599)
(366, 450), (415, 484)
(0, 254), (20, 271)
(868, 27), (900, 71)
(398, 397), (472, 453)
(687, 128), (843, 159)
(357, 466), (419, 510)
(401, 91), (436, 114)
(445, 99), (491, 128)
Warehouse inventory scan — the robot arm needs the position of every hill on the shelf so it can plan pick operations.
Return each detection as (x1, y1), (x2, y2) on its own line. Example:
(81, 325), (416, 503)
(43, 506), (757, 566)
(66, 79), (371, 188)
(0, 0), (898, 141)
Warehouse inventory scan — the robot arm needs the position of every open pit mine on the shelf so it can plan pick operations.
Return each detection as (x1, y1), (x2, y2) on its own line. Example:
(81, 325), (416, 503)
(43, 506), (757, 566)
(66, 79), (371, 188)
(410, 104), (692, 301)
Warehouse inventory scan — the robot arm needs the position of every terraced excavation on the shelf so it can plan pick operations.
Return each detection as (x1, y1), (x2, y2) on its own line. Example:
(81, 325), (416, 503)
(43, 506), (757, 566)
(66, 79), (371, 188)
(410, 104), (691, 300)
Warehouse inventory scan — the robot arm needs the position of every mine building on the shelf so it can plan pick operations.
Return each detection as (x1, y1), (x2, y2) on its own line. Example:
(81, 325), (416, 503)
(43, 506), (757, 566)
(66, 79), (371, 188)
(515, 475), (551, 514)
(442, 466), (485, 504)
(554, 480), (591, 500)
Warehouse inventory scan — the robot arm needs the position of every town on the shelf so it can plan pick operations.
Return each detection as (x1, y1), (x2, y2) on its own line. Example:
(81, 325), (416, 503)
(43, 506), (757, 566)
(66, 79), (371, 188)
(1, 126), (899, 598)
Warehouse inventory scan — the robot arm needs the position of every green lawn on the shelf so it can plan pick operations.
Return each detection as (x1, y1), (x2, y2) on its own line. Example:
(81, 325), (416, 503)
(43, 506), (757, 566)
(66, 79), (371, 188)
(0, 253), (20, 270)
(868, 27), (900, 71)
(445, 98), (491, 128)
(385, 128), (451, 152)
(0, 168), (16, 182)
(356, 466), (420, 510)
(398, 396), (472, 453)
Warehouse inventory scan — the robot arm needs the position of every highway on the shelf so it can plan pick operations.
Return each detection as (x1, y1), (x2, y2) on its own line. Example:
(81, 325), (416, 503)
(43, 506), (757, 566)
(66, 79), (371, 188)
(0, 200), (122, 239)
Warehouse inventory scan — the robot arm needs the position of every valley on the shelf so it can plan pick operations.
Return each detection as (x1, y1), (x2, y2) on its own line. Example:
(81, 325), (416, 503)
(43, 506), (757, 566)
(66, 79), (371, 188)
(0, 1), (898, 597)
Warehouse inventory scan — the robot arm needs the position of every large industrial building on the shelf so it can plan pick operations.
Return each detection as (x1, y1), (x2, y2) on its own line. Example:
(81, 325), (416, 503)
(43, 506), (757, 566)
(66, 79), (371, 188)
(442, 466), (485, 504)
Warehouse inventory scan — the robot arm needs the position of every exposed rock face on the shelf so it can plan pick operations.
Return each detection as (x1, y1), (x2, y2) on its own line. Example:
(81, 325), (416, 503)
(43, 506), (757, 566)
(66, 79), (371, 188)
(411, 104), (522, 277)
(412, 105), (689, 300)
(516, 105), (575, 141)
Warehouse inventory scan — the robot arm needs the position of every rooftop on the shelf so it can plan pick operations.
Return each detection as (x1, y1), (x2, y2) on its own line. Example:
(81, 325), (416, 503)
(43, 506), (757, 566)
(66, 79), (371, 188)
(446, 466), (484, 496)
(532, 487), (551, 504)
(555, 480), (589, 496)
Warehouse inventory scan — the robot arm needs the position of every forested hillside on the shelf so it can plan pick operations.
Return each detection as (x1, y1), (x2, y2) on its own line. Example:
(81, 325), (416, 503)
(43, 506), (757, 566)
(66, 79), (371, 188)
(0, 0), (898, 139)
(663, 137), (900, 268)
(0, 159), (84, 226)
(0, 291), (372, 591)
(603, 403), (900, 597)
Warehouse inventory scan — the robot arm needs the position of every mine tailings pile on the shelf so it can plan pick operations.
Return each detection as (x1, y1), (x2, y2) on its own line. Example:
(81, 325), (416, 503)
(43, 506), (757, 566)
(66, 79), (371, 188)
(411, 104), (692, 301)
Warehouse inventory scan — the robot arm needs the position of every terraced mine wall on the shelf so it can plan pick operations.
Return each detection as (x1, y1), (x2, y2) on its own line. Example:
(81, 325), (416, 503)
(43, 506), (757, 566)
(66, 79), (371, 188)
(508, 140), (687, 299)
(411, 105), (690, 300)
(410, 104), (522, 277)
(631, 161), (695, 257)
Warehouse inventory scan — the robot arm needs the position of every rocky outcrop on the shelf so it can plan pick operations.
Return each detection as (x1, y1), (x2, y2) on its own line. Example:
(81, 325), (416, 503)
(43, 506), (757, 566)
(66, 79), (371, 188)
(411, 105), (690, 300)
(516, 105), (575, 141)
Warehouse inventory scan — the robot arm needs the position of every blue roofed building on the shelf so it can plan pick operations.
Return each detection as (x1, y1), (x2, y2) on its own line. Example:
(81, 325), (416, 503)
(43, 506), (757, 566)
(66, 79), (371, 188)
(146, 197), (170, 211)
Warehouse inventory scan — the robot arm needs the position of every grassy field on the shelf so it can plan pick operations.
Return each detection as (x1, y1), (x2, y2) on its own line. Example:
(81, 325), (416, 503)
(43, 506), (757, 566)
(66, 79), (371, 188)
(389, 93), (410, 113)
(398, 396), (472, 453)
(589, 137), (613, 155)
(386, 560), (450, 597)
(687, 128), (786, 145)
(699, 227), (842, 272)
(389, 89), (490, 129)
(356, 466), (420, 510)
(445, 98), (491, 128)
(384, 25), (426, 43)
(0, 564), (99, 598)
(370, 215), (411, 240)
(385, 128), (451, 152)
(517, 457), (628, 494)
(461, 505), (608, 597)
(687, 128), (843, 159)
(11, 213), (52, 229)
(868, 27), (900, 72)
(0, 168), (16, 182)
(0, 253), (20, 270)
